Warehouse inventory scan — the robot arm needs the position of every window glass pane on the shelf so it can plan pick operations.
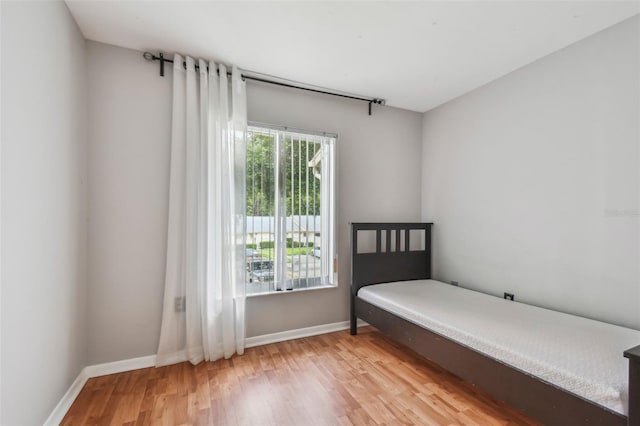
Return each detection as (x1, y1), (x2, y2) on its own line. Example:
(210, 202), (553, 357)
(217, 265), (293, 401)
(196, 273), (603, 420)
(246, 128), (277, 294)
(245, 125), (336, 295)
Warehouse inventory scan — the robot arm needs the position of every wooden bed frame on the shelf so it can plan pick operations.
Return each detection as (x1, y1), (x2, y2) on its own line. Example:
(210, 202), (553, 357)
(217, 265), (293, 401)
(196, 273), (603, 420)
(349, 222), (640, 426)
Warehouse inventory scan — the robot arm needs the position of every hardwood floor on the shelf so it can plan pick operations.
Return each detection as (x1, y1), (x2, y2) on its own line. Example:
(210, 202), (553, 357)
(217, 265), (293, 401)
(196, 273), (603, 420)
(63, 327), (539, 425)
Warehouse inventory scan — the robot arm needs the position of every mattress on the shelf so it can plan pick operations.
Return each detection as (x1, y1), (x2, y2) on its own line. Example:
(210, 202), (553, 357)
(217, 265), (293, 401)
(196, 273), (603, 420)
(358, 279), (640, 415)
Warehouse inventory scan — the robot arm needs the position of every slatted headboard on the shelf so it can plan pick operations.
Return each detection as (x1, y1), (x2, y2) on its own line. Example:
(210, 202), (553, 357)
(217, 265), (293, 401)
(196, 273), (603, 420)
(351, 222), (433, 296)
(350, 222), (433, 335)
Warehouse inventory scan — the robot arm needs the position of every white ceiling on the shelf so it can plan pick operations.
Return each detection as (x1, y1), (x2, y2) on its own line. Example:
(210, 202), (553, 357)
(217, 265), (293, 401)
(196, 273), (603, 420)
(65, 1), (639, 112)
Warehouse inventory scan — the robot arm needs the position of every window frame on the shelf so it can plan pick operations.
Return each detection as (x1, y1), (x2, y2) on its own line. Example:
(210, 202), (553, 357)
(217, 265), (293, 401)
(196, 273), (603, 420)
(245, 122), (338, 296)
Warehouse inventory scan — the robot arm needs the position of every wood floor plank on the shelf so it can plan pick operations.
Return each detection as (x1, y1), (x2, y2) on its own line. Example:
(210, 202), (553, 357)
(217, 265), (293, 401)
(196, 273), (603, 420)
(63, 327), (540, 425)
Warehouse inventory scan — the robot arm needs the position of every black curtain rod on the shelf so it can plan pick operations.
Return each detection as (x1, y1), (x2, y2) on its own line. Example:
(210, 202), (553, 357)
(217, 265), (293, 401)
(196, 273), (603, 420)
(143, 52), (385, 115)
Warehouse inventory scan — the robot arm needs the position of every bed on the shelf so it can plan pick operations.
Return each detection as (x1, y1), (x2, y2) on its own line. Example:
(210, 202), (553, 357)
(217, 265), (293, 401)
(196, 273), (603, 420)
(349, 222), (640, 426)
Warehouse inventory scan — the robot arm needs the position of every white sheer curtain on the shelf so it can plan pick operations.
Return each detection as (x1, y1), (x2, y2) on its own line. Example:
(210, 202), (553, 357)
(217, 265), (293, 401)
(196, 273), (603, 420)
(156, 55), (246, 367)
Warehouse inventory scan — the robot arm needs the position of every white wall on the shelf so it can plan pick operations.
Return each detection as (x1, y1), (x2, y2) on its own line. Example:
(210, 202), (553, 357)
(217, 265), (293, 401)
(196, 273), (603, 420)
(86, 42), (171, 365)
(422, 15), (640, 329)
(1, 2), (88, 424)
(85, 41), (423, 364)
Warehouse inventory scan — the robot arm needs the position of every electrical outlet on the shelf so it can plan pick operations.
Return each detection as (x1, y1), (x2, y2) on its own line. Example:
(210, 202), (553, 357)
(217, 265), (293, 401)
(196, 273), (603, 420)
(174, 296), (186, 312)
(504, 292), (515, 301)
(451, 281), (459, 287)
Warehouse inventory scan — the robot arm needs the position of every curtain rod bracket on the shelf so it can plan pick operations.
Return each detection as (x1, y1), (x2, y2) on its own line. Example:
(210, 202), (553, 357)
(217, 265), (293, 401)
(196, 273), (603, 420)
(143, 51), (168, 77)
(159, 52), (165, 77)
(368, 99), (385, 116)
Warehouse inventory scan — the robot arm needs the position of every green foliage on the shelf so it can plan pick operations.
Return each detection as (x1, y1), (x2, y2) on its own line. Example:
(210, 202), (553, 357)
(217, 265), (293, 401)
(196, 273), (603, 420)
(287, 247), (311, 256)
(286, 238), (303, 248)
(246, 132), (322, 217)
(246, 134), (275, 216)
(284, 137), (321, 216)
(259, 248), (274, 259)
(246, 243), (257, 249)
(259, 239), (313, 250)
(284, 240), (315, 248)
(259, 240), (275, 249)
(258, 247), (311, 259)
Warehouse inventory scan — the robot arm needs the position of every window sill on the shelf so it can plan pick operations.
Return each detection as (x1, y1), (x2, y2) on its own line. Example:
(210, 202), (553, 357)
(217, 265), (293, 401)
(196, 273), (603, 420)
(246, 282), (338, 298)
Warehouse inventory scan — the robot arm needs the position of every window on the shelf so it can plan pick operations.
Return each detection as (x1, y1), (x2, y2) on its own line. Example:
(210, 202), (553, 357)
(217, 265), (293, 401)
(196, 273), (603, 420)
(245, 124), (336, 295)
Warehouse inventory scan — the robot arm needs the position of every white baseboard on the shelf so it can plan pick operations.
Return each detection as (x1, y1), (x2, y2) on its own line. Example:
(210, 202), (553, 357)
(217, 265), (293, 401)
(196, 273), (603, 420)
(43, 354), (158, 425)
(245, 319), (368, 348)
(43, 369), (90, 426)
(45, 320), (368, 425)
(84, 354), (157, 378)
